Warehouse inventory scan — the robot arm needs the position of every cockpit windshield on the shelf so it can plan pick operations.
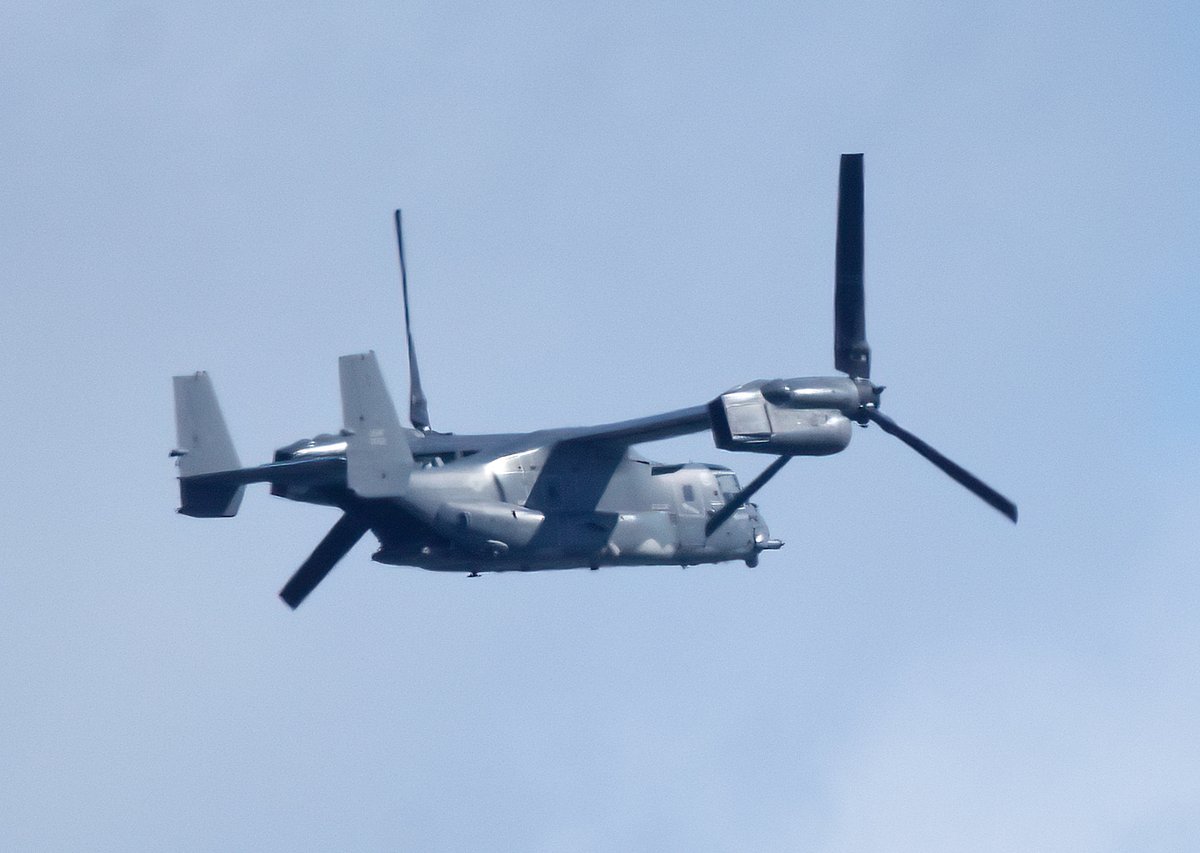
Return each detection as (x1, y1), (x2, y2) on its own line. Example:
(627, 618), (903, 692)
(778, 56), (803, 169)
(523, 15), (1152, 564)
(716, 472), (740, 503)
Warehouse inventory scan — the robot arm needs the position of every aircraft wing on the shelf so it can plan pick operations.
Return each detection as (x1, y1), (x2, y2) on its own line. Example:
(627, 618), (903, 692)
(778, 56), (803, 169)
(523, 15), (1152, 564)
(554, 404), (712, 447)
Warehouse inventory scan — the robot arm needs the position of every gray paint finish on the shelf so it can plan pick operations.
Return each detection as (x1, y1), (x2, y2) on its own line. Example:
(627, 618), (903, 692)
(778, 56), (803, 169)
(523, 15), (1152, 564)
(170, 155), (1015, 608)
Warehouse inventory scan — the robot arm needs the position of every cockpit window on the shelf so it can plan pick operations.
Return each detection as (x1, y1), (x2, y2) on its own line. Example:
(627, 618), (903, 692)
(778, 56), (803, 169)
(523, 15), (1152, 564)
(716, 473), (740, 502)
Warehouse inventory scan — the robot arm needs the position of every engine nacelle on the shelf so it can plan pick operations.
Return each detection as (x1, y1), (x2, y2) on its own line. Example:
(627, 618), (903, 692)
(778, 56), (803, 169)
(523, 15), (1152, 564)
(708, 377), (860, 456)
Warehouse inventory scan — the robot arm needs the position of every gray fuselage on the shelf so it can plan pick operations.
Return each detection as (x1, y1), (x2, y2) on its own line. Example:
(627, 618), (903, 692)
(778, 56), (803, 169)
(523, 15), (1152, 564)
(271, 431), (771, 573)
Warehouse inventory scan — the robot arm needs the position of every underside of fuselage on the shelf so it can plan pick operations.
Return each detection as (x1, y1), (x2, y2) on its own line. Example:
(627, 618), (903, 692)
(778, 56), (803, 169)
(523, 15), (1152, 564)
(364, 500), (766, 573)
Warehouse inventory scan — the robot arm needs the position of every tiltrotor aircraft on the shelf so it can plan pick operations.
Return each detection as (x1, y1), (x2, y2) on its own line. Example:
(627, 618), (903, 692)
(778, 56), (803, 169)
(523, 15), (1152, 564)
(171, 154), (1017, 609)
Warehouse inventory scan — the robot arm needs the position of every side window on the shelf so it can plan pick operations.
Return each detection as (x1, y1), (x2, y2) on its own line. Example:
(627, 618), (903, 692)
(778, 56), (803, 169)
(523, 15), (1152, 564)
(682, 484), (695, 503)
(716, 473), (740, 502)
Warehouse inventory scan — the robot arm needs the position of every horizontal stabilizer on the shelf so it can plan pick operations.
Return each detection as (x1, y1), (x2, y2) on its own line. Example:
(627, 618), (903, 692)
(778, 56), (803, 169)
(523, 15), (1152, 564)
(178, 479), (244, 518)
(339, 352), (413, 498)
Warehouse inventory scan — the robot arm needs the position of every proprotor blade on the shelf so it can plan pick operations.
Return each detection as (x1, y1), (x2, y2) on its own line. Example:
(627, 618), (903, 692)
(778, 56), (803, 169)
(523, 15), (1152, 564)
(279, 512), (372, 609)
(834, 153), (870, 379)
(864, 408), (1018, 523)
(395, 210), (432, 432)
(705, 455), (791, 536)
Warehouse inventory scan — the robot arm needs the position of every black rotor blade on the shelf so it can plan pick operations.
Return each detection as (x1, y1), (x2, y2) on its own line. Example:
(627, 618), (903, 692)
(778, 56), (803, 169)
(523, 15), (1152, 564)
(279, 513), (372, 609)
(864, 408), (1018, 523)
(395, 210), (432, 432)
(706, 455), (791, 536)
(834, 153), (870, 379)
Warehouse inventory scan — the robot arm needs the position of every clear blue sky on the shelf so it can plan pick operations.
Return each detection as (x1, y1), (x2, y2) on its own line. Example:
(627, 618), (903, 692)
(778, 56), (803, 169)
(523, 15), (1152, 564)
(2, 3), (1197, 851)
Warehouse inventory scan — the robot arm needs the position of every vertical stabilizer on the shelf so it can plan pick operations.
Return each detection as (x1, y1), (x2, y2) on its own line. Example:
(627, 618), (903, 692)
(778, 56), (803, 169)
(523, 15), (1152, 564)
(172, 372), (244, 517)
(339, 352), (413, 498)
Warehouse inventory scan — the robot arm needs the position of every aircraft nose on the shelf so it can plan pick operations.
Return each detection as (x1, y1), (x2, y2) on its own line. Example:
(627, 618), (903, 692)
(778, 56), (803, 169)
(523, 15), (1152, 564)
(750, 508), (783, 552)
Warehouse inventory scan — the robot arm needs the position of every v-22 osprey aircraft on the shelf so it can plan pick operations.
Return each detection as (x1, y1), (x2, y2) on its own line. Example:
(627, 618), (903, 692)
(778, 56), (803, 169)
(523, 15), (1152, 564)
(171, 155), (1017, 609)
